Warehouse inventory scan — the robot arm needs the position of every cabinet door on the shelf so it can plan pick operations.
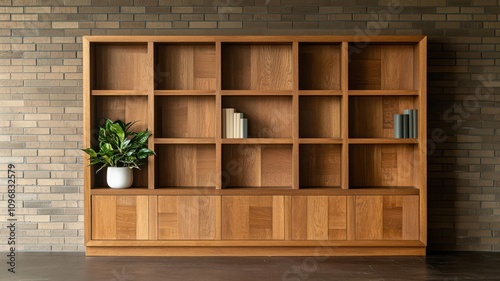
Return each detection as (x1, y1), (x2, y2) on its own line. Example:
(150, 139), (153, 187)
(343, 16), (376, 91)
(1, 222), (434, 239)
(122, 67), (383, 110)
(157, 196), (220, 240)
(291, 196), (347, 240)
(91, 195), (149, 240)
(355, 195), (419, 240)
(222, 196), (284, 240)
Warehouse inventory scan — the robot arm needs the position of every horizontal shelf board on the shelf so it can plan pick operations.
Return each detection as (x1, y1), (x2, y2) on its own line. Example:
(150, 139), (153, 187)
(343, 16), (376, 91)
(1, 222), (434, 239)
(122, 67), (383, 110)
(154, 90), (216, 96)
(90, 186), (419, 196)
(90, 187), (217, 195)
(222, 138), (293, 144)
(86, 239), (425, 247)
(298, 90), (343, 96)
(349, 138), (418, 144)
(154, 138), (215, 144)
(348, 186), (420, 195)
(91, 90), (148, 96)
(221, 90), (293, 96)
(348, 90), (419, 96)
(91, 187), (151, 195)
(299, 138), (343, 144)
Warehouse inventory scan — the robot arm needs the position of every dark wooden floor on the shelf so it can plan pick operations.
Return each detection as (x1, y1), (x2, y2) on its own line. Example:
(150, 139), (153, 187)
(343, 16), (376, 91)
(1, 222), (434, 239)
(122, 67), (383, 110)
(4, 252), (500, 281)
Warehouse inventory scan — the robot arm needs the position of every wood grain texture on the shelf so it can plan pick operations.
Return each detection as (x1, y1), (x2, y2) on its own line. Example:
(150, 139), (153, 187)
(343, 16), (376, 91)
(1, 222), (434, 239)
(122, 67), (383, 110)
(157, 196), (220, 240)
(91, 195), (149, 240)
(348, 44), (415, 91)
(381, 45), (414, 90)
(87, 238), (424, 247)
(155, 44), (216, 90)
(349, 96), (416, 138)
(155, 96), (215, 138)
(348, 44), (381, 90)
(222, 196), (284, 240)
(291, 196), (347, 240)
(221, 145), (292, 188)
(329, 196), (348, 240)
(222, 96), (292, 138)
(94, 43), (149, 90)
(299, 96), (341, 138)
(349, 144), (416, 187)
(299, 145), (341, 187)
(299, 43), (341, 90)
(156, 144), (216, 187)
(355, 195), (419, 240)
(222, 44), (293, 90)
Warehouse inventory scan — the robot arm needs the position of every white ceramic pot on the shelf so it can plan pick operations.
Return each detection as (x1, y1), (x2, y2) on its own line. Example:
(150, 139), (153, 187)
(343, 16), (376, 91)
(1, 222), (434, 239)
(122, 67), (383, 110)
(106, 167), (133, 189)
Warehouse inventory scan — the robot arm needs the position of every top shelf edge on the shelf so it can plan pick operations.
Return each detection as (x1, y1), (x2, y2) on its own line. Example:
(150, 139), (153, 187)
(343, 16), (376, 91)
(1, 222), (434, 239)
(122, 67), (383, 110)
(84, 35), (426, 44)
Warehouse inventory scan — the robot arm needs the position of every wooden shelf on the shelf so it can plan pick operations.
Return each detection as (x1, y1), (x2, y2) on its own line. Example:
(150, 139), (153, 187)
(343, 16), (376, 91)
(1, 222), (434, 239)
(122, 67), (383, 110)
(154, 90), (216, 96)
(299, 90), (343, 96)
(155, 95), (215, 138)
(221, 90), (293, 96)
(349, 138), (418, 144)
(221, 43), (293, 91)
(300, 96), (341, 138)
(349, 96), (417, 138)
(154, 43), (216, 91)
(91, 90), (148, 96)
(155, 138), (215, 144)
(84, 35), (427, 256)
(222, 96), (292, 138)
(348, 90), (419, 96)
(221, 138), (292, 144)
(90, 186), (418, 196)
(299, 43), (341, 90)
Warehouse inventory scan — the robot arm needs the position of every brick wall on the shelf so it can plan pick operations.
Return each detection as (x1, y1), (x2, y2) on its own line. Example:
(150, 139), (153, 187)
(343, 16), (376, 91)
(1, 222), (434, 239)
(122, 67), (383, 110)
(0, 0), (499, 251)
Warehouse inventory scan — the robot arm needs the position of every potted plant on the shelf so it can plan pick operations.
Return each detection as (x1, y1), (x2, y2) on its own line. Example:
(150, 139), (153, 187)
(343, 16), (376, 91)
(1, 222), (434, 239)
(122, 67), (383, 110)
(82, 118), (155, 188)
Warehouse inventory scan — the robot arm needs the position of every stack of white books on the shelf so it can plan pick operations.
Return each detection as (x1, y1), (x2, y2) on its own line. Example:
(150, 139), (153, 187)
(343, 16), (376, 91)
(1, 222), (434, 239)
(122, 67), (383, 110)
(222, 108), (248, 138)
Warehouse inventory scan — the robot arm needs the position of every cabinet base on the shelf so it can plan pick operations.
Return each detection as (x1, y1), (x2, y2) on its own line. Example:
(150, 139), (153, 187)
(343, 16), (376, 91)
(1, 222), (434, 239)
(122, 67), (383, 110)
(86, 246), (426, 257)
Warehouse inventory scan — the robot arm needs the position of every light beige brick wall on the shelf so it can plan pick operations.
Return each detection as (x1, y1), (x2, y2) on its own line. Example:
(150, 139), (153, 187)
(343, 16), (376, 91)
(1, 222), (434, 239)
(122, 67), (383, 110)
(0, 0), (499, 252)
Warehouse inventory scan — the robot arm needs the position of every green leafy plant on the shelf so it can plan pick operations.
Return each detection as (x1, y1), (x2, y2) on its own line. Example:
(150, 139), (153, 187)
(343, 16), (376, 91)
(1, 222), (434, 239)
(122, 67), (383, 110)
(82, 118), (155, 173)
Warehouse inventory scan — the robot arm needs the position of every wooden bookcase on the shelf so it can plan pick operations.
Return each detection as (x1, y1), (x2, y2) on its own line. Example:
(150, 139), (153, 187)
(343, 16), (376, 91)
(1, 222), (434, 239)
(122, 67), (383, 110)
(83, 36), (427, 256)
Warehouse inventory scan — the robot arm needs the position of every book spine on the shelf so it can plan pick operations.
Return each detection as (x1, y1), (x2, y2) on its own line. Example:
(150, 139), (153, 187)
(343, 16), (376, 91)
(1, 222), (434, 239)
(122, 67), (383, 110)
(412, 109), (418, 138)
(402, 114), (409, 138)
(238, 113), (244, 138)
(404, 109), (413, 138)
(226, 108), (235, 138)
(233, 112), (239, 138)
(394, 114), (403, 138)
(241, 118), (248, 138)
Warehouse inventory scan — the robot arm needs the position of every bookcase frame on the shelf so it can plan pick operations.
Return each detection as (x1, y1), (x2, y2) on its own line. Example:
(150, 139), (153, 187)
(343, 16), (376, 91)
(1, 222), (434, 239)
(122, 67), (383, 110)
(83, 35), (427, 256)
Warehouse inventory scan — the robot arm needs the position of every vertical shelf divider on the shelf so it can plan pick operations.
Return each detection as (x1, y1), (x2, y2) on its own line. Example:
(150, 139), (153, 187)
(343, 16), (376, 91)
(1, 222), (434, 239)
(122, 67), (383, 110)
(215, 41), (222, 190)
(341, 41), (349, 190)
(83, 37), (92, 245)
(147, 41), (155, 190)
(292, 41), (300, 190)
(418, 37), (427, 244)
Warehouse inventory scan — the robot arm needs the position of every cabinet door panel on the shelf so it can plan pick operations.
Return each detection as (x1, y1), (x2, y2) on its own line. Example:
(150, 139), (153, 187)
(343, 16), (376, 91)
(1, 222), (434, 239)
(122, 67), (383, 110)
(222, 196), (284, 240)
(355, 195), (419, 240)
(92, 195), (149, 240)
(157, 196), (220, 240)
(291, 196), (347, 240)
